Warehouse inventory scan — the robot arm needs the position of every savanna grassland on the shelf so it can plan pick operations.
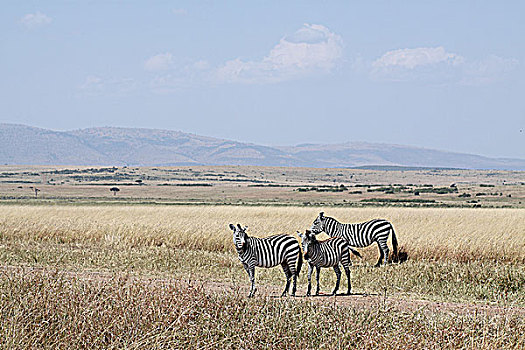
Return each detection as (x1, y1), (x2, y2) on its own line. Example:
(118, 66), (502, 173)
(0, 166), (524, 349)
(1, 165), (524, 208)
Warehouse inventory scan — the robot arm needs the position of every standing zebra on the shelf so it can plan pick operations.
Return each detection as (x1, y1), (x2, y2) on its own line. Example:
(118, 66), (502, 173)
(310, 212), (398, 267)
(229, 224), (302, 297)
(298, 230), (361, 296)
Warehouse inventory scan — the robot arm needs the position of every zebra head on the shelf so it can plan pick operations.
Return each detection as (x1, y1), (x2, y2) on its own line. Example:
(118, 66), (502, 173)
(229, 223), (248, 252)
(310, 212), (325, 234)
(297, 230), (317, 260)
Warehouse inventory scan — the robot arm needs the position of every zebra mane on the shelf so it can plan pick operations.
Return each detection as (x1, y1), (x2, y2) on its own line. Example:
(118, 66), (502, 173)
(325, 216), (359, 227)
(316, 236), (339, 243)
(324, 216), (341, 224)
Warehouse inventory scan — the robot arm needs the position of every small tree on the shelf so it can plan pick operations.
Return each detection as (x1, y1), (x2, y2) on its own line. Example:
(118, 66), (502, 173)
(110, 187), (120, 196)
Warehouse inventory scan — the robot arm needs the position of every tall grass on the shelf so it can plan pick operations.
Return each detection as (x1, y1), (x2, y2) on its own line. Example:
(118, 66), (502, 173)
(1, 205), (523, 263)
(1, 269), (523, 349)
(1, 244), (524, 305)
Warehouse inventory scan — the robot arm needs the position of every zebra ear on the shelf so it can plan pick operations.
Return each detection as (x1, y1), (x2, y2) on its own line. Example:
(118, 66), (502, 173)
(306, 230), (316, 241)
(229, 224), (236, 231)
(237, 224), (248, 236)
(319, 212), (324, 218)
(297, 231), (303, 238)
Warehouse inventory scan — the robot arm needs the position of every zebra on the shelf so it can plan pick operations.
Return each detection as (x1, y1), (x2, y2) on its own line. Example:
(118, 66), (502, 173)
(229, 224), (302, 297)
(310, 212), (398, 267)
(298, 230), (361, 296)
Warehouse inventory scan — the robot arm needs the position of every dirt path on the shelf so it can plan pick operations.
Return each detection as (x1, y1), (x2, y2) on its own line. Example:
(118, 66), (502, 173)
(3, 264), (524, 317)
(201, 280), (525, 317)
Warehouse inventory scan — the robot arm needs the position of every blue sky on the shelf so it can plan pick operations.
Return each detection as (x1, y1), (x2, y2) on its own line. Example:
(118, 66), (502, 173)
(1, 1), (524, 158)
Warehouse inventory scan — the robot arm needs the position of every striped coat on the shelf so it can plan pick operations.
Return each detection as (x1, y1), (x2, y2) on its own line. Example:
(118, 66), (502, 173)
(230, 224), (302, 297)
(298, 230), (360, 296)
(311, 212), (398, 266)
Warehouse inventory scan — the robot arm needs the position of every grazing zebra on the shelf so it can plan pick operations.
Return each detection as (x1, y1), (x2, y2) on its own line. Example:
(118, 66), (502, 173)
(310, 212), (398, 267)
(229, 224), (302, 297)
(298, 230), (361, 296)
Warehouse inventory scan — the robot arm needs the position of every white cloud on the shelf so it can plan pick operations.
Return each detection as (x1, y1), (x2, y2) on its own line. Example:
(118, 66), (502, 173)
(20, 12), (52, 29)
(216, 24), (343, 84)
(144, 24), (342, 89)
(143, 38), (518, 92)
(144, 53), (173, 71)
(370, 47), (464, 82)
(372, 47), (463, 70)
(369, 46), (518, 85)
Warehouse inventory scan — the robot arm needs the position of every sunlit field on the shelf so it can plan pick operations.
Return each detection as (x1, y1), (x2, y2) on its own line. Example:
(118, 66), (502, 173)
(1, 204), (524, 348)
(1, 205), (523, 262)
(2, 270), (523, 349)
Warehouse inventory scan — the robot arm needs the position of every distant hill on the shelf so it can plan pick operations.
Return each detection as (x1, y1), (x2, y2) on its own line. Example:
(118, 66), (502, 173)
(1, 123), (524, 170)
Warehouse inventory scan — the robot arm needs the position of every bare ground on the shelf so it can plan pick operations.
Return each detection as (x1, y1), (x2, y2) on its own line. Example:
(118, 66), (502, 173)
(3, 264), (524, 317)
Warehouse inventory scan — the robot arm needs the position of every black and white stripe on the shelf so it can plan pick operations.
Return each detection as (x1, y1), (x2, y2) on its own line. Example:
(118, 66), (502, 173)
(298, 230), (360, 296)
(229, 224), (302, 297)
(311, 212), (398, 267)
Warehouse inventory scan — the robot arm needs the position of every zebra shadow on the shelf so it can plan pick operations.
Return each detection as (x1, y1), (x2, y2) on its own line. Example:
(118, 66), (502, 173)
(268, 292), (378, 299)
(390, 247), (409, 264)
(307, 292), (378, 298)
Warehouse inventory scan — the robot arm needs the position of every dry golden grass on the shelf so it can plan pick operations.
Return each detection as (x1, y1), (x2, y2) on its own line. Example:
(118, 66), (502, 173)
(1, 204), (524, 348)
(1, 269), (523, 349)
(1, 205), (524, 263)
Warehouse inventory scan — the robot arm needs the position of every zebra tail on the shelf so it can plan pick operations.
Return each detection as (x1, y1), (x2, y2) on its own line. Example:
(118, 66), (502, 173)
(296, 247), (303, 276)
(350, 248), (362, 258)
(391, 226), (399, 261)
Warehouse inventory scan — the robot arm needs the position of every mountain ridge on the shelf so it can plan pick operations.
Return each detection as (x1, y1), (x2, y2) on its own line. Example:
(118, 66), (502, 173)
(0, 123), (524, 170)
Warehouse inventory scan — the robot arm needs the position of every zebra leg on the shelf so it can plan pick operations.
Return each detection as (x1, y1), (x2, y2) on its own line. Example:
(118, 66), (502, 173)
(374, 241), (385, 267)
(281, 263), (292, 297)
(332, 265), (341, 296)
(342, 250), (352, 295)
(246, 265), (257, 298)
(343, 265), (351, 295)
(289, 257), (298, 297)
(306, 263), (313, 296)
(290, 263), (298, 297)
(379, 239), (390, 265)
(315, 266), (321, 296)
